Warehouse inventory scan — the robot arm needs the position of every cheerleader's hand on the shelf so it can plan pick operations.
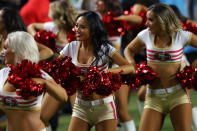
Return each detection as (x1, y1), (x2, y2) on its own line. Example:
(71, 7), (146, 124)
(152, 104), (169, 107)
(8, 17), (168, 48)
(114, 15), (127, 21)
(105, 64), (135, 75)
(80, 76), (86, 81)
(115, 15), (143, 24)
(31, 78), (46, 86)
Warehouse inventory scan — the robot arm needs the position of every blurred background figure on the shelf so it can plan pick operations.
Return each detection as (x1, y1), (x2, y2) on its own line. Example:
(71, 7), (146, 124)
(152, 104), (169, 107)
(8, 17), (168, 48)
(69, 0), (83, 11)
(94, 0), (137, 131)
(169, 5), (197, 64)
(20, 0), (52, 26)
(81, 0), (95, 12)
(94, 0), (123, 51)
(27, 0), (78, 54)
(0, 0), (22, 10)
(114, 0), (158, 120)
(27, 1), (78, 130)
(187, 0), (197, 21)
(0, 7), (54, 62)
(170, 4), (197, 131)
(159, 0), (187, 16)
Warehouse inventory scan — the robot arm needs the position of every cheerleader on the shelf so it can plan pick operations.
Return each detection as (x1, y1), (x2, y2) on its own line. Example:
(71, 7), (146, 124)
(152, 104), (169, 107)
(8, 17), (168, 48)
(0, 31), (67, 131)
(124, 3), (197, 130)
(41, 11), (135, 131)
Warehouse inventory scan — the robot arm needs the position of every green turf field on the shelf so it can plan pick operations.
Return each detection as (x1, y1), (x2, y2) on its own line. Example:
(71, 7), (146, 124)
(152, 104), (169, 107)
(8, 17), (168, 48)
(57, 90), (197, 131)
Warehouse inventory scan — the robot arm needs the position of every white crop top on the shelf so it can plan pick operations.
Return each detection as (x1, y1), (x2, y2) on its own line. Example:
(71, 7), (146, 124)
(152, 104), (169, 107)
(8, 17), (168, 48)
(60, 41), (116, 73)
(0, 67), (51, 110)
(138, 29), (192, 63)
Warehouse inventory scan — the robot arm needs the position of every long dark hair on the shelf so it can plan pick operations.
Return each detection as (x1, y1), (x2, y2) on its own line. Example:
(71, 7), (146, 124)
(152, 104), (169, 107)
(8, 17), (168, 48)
(1, 7), (27, 34)
(76, 11), (112, 66)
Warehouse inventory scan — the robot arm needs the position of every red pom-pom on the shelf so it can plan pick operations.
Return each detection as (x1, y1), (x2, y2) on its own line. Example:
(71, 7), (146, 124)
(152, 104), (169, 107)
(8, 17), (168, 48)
(38, 56), (81, 95)
(95, 71), (122, 96)
(102, 11), (129, 36)
(192, 68), (197, 90)
(67, 28), (76, 42)
(8, 60), (46, 99)
(133, 62), (159, 89)
(80, 66), (122, 96)
(80, 66), (100, 96)
(177, 65), (197, 90)
(182, 20), (197, 35)
(121, 74), (135, 88)
(35, 30), (56, 52)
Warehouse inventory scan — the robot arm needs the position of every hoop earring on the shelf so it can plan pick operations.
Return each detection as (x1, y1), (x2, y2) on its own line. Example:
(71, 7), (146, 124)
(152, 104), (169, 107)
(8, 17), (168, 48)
(161, 24), (165, 31)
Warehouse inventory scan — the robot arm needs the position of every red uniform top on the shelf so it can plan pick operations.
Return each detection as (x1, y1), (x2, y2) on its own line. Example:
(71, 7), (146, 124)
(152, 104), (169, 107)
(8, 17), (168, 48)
(20, 0), (51, 26)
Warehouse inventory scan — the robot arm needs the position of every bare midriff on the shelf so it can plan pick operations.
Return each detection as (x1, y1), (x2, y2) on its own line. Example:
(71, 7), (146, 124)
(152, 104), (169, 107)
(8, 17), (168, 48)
(147, 61), (182, 89)
(6, 109), (45, 131)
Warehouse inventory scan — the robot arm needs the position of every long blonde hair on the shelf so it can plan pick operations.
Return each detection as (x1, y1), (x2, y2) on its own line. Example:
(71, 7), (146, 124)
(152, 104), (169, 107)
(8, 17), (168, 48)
(148, 3), (182, 36)
(49, 0), (78, 33)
